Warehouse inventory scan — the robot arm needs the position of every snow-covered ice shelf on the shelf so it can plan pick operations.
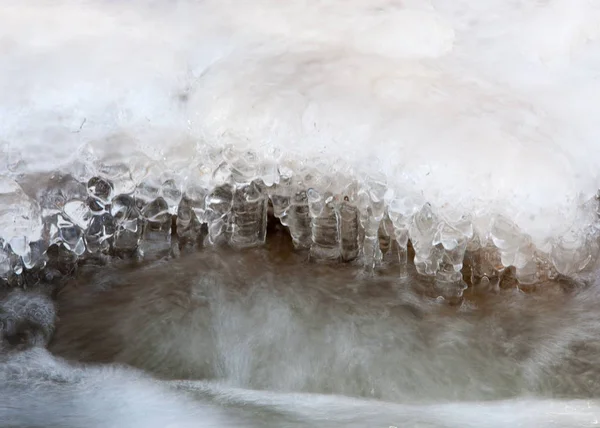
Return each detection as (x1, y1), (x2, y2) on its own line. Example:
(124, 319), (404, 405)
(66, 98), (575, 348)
(1, 0), (600, 291)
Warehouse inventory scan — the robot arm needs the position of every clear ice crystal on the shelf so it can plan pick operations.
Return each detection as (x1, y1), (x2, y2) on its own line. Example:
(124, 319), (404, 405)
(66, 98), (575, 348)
(63, 200), (92, 229)
(95, 162), (136, 195)
(307, 189), (341, 261)
(139, 197), (172, 254)
(0, 177), (43, 274)
(387, 195), (420, 278)
(409, 203), (442, 276)
(0, 241), (18, 280)
(230, 181), (268, 249)
(110, 194), (142, 251)
(551, 227), (597, 275)
(356, 177), (388, 270)
(491, 216), (532, 268)
(37, 174), (87, 217)
(205, 184), (234, 244)
(176, 184), (208, 244)
(87, 177), (114, 215)
(269, 167), (312, 249)
(87, 176), (114, 206)
(378, 215), (395, 263)
(85, 213), (115, 253)
(433, 215), (473, 283)
(2, 146), (600, 288)
(339, 199), (360, 262)
(176, 196), (203, 244)
(160, 179), (183, 214)
(228, 150), (260, 185)
(269, 166), (293, 220)
(44, 213), (86, 256)
(284, 190), (312, 250)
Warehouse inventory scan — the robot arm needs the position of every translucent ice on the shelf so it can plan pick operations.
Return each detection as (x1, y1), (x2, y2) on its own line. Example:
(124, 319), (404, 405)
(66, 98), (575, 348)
(307, 189), (341, 261)
(110, 195), (142, 252)
(230, 181), (268, 249)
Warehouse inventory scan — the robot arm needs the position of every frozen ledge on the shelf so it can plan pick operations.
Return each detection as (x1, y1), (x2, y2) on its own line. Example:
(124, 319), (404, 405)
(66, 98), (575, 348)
(1, 1), (600, 290)
(0, 144), (599, 291)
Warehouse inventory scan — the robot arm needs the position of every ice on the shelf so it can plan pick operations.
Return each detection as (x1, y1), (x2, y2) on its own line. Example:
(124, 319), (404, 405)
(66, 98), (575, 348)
(0, 178), (44, 278)
(86, 177), (112, 215)
(110, 195), (142, 252)
(205, 184), (234, 245)
(307, 189), (341, 261)
(1, 1), (600, 286)
(230, 181), (268, 249)
(85, 213), (115, 253)
(338, 199), (360, 262)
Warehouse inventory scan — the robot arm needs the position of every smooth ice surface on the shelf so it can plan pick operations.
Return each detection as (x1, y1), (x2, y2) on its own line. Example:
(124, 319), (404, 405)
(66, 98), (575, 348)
(1, 0), (600, 249)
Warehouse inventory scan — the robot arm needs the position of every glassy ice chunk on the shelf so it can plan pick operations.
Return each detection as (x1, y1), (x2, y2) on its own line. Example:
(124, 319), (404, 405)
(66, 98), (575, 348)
(87, 176), (114, 205)
(490, 215), (539, 277)
(44, 213), (86, 256)
(409, 203), (442, 276)
(259, 161), (279, 187)
(176, 194), (204, 243)
(37, 174), (87, 217)
(433, 217), (473, 283)
(63, 200), (92, 229)
(270, 170), (311, 250)
(230, 181), (268, 249)
(356, 177), (389, 270)
(85, 213), (115, 253)
(516, 258), (540, 285)
(110, 194), (142, 251)
(491, 216), (522, 250)
(177, 184), (208, 244)
(212, 161), (232, 184)
(465, 245), (504, 288)
(229, 150), (259, 185)
(140, 197), (172, 255)
(379, 215), (394, 262)
(339, 200), (360, 262)
(387, 195), (420, 278)
(367, 177), (387, 221)
(286, 190), (313, 249)
(270, 168), (293, 219)
(205, 184), (234, 244)
(271, 191), (291, 219)
(0, 177), (43, 269)
(307, 189), (340, 261)
(0, 242), (15, 280)
(95, 162), (137, 196)
(551, 228), (598, 275)
(160, 179), (183, 214)
(360, 206), (383, 270)
(141, 197), (171, 227)
(24, 240), (48, 270)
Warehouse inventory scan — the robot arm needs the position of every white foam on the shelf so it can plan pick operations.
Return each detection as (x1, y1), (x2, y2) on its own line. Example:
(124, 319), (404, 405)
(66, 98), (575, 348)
(1, 0), (600, 251)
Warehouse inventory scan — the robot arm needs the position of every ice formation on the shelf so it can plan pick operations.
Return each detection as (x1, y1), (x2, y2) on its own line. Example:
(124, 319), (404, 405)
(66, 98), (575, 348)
(1, 0), (600, 291)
